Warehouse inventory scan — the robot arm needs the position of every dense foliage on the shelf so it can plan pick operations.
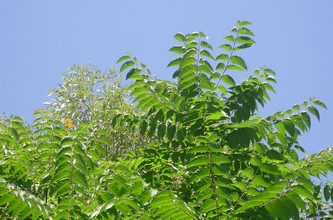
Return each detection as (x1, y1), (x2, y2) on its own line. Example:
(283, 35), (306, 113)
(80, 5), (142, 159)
(1, 21), (332, 219)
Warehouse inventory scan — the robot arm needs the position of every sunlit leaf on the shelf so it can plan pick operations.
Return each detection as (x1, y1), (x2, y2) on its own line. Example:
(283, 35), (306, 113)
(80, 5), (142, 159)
(174, 32), (185, 42)
(231, 55), (247, 70)
(221, 74), (235, 86)
(120, 60), (135, 72)
(116, 55), (131, 63)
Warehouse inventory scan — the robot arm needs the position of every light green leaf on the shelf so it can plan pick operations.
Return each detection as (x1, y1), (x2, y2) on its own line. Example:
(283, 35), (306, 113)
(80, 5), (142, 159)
(167, 58), (183, 67)
(200, 199), (216, 213)
(224, 35), (234, 42)
(238, 27), (255, 36)
(200, 50), (215, 60)
(116, 55), (130, 63)
(226, 64), (245, 72)
(188, 156), (209, 168)
(120, 60), (135, 72)
(200, 41), (214, 50)
(169, 45), (184, 54)
(216, 62), (225, 71)
(179, 57), (196, 68)
(237, 20), (252, 27)
(219, 44), (232, 52)
(199, 73), (213, 90)
(236, 36), (256, 44)
(231, 55), (247, 70)
(221, 74), (235, 86)
(242, 167), (254, 178)
(216, 53), (228, 61)
(260, 163), (280, 175)
(174, 32), (185, 42)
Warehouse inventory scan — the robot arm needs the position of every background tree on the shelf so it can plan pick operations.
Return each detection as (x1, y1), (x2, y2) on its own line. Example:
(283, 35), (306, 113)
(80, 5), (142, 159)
(0, 21), (332, 219)
(44, 65), (147, 159)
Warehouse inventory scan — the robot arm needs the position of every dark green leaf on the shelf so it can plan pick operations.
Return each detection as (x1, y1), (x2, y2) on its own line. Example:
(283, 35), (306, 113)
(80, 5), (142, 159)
(324, 185), (330, 201)
(308, 106), (320, 121)
(236, 43), (253, 50)
(221, 74), (235, 86)
(126, 67), (141, 80)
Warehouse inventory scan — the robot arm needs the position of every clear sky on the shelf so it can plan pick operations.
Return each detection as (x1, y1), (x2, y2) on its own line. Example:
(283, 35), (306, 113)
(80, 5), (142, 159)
(1, 1), (333, 156)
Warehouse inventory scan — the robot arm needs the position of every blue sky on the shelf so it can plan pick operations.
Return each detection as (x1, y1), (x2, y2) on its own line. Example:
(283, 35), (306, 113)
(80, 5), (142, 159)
(1, 1), (332, 156)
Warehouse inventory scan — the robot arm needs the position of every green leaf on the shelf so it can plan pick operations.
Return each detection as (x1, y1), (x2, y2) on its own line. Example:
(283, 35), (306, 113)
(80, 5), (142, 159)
(238, 27), (255, 36)
(200, 199), (216, 213)
(200, 50), (215, 60)
(199, 73), (213, 90)
(116, 55), (131, 63)
(216, 63), (225, 71)
(308, 106), (320, 121)
(237, 20), (252, 27)
(313, 99), (327, 109)
(219, 44), (232, 52)
(221, 74), (235, 86)
(324, 185), (330, 201)
(260, 163), (280, 175)
(126, 67), (141, 80)
(242, 167), (254, 178)
(120, 60), (135, 72)
(224, 35), (234, 42)
(231, 55), (247, 70)
(216, 53), (228, 61)
(167, 124), (176, 141)
(179, 57), (196, 68)
(211, 154), (230, 165)
(236, 43), (253, 50)
(174, 32), (185, 42)
(167, 58), (183, 67)
(157, 123), (166, 139)
(169, 45), (184, 54)
(200, 41), (214, 50)
(226, 64), (245, 72)
(185, 32), (199, 42)
(265, 197), (299, 219)
(188, 156), (209, 168)
(236, 36), (256, 44)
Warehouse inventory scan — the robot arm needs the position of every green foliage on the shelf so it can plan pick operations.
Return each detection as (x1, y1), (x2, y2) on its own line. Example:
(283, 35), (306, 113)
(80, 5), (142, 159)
(0, 21), (332, 219)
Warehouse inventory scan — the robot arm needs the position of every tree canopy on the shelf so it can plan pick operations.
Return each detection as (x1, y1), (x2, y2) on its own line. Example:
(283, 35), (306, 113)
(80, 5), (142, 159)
(0, 21), (332, 219)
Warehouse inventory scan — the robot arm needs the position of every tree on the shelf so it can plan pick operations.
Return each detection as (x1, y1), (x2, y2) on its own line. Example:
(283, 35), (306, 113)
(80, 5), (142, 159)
(0, 21), (332, 219)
